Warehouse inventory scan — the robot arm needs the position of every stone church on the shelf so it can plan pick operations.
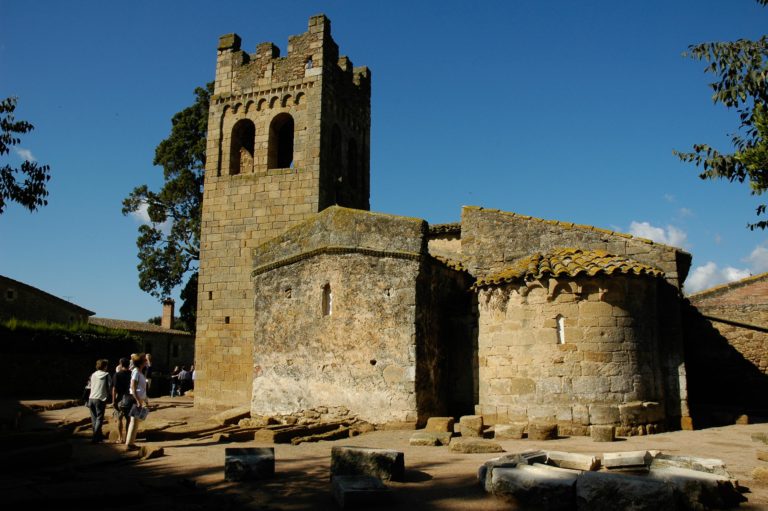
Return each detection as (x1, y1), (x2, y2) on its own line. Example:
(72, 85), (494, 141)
(195, 15), (693, 434)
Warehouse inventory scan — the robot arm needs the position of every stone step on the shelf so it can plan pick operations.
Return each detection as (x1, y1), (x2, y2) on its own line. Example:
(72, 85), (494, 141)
(409, 431), (452, 446)
(291, 426), (350, 445)
(449, 437), (503, 454)
(649, 453), (730, 478)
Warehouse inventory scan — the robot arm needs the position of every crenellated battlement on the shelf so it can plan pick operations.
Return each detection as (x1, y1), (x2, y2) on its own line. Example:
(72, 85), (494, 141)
(214, 14), (369, 98)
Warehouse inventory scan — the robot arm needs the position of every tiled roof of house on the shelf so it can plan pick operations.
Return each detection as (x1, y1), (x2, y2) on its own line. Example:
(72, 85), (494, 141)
(473, 248), (665, 289)
(687, 271), (768, 300)
(88, 317), (192, 336)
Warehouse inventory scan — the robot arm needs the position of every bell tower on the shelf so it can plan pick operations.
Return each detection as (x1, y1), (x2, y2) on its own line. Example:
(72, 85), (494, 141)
(195, 14), (371, 409)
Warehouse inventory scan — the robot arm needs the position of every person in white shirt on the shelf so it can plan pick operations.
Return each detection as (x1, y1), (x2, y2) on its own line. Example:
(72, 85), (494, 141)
(125, 353), (148, 451)
(87, 359), (112, 443)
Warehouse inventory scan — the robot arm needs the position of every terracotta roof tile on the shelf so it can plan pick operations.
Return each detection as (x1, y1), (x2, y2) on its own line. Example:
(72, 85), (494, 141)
(473, 248), (664, 289)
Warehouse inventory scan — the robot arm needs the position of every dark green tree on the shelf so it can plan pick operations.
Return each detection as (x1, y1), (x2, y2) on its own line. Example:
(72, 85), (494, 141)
(675, 0), (768, 229)
(123, 83), (212, 328)
(0, 97), (51, 214)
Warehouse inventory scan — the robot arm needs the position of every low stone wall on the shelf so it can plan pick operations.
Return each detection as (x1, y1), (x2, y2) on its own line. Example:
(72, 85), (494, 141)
(476, 275), (665, 432)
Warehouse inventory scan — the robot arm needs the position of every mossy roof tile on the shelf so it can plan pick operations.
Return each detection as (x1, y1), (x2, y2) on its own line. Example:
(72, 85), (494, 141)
(473, 248), (664, 289)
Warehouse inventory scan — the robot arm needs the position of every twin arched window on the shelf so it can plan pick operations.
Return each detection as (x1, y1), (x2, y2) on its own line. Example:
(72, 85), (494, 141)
(229, 113), (295, 175)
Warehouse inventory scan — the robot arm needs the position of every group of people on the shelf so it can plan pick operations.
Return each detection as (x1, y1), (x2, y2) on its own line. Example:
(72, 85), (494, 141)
(169, 364), (195, 397)
(85, 352), (150, 450)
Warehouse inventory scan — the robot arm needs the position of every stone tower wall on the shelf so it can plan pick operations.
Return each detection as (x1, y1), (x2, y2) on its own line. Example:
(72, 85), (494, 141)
(196, 15), (370, 409)
(477, 275), (665, 434)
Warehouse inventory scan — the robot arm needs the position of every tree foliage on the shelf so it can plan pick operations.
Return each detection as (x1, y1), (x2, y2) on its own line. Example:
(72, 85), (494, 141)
(122, 83), (212, 314)
(675, 1), (768, 230)
(0, 97), (51, 214)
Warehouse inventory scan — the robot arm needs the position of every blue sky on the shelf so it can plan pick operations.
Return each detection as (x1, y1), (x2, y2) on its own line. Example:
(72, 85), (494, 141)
(1, 0), (766, 321)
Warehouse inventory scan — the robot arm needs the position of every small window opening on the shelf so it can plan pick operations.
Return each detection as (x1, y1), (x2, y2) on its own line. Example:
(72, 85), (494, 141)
(556, 315), (566, 344)
(305, 56), (313, 69)
(5, 288), (16, 301)
(322, 283), (332, 316)
(208, 291), (213, 300)
(268, 113), (294, 169)
(229, 119), (255, 175)
(224, 316), (230, 324)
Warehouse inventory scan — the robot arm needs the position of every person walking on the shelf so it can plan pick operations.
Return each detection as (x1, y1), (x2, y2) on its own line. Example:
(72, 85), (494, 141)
(87, 359), (112, 443)
(169, 366), (180, 397)
(125, 353), (148, 451)
(111, 357), (131, 444)
(178, 365), (190, 396)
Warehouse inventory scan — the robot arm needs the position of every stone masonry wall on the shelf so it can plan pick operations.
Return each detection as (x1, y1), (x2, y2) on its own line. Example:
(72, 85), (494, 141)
(477, 275), (664, 433)
(461, 206), (691, 427)
(252, 253), (421, 425)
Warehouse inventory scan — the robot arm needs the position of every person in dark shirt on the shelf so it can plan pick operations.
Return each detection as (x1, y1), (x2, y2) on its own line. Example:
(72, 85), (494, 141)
(111, 358), (131, 444)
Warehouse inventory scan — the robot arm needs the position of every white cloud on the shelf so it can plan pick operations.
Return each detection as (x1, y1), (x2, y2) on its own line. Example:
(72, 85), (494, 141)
(14, 147), (36, 162)
(746, 244), (768, 273)
(628, 221), (687, 248)
(678, 207), (693, 218)
(685, 262), (751, 294)
(130, 201), (172, 233)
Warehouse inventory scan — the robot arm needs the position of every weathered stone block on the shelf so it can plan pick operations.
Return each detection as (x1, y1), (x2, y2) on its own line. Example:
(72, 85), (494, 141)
(546, 451), (600, 471)
(758, 450), (768, 462)
(459, 415), (484, 437)
(211, 407), (251, 426)
(409, 431), (451, 446)
(528, 422), (558, 441)
(649, 466), (746, 509)
(649, 454), (731, 478)
(331, 446), (404, 482)
(602, 451), (652, 470)
(588, 404), (619, 425)
(449, 437), (504, 454)
(576, 471), (675, 511)
(591, 425), (615, 442)
(491, 464), (578, 511)
(425, 417), (454, 433)
(494, 422), (526, 440)
(332, 475), (391, 510)
(618, 401), (664, 426)
(225, 447), (275, 481)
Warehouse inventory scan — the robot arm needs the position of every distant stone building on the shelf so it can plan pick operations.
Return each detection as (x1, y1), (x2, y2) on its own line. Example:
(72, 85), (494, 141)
(195, 15), (694, 433)
(89, 300), (195, 377)
(0, 274), (94, 324)
(683, 273), (768, 424)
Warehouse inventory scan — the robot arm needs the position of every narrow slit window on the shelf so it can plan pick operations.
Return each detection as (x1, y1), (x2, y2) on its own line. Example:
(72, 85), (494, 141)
(556, 315), (566, 344)
(322, 283), (332, 316)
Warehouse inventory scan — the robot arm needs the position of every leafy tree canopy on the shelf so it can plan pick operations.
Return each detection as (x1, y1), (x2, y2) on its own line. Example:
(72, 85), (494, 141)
(122, 83), (212, 318)
(675, 0), (768, 230)
(0, 97), (51, 214)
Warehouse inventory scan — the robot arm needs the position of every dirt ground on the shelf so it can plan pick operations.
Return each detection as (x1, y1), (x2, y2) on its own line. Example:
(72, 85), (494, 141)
(4, 397), (768, 510)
